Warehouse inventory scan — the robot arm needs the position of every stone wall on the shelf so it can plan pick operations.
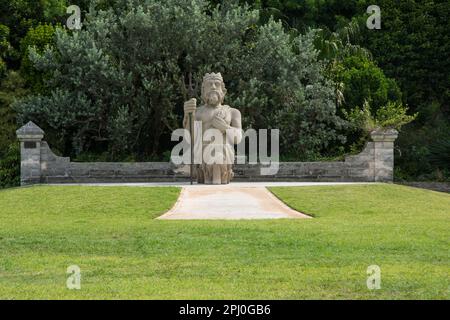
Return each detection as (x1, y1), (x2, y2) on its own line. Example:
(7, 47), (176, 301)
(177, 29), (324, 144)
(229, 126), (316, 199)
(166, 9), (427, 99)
(17, 122), (399, 185)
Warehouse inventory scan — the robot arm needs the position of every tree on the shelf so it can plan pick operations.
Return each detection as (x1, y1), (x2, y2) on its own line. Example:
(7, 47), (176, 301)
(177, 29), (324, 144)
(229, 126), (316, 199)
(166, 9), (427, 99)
(336, 56), (402, 114)
(15, 0), (345, 161)
(20, 23), (58, 93)
(346, 100), (417, 133)
(0, 0), (67, 68)
(0, 24), (9, 79)
(356, 0), (450, 180)
(358, 0), (450, 111)
(0, 71), (29, 151)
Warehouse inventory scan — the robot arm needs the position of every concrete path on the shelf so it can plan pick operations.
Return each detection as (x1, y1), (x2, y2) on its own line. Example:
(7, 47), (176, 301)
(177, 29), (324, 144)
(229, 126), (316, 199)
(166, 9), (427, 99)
(157, 185), (311, 220)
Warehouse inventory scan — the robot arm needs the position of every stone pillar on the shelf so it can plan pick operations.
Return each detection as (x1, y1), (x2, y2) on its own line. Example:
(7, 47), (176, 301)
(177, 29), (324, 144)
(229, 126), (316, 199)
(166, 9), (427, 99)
(370, 129), (399, 182)
(16, 121), (44, 185)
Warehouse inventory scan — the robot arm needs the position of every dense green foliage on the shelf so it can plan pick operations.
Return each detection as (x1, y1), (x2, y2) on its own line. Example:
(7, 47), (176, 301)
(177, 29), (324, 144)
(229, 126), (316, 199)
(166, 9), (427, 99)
(0, 0), (449, 187)
(20, 23), (58, 92)
(0, 142), (20, 188)
(0, 72), (28, 151)
(428, 140), (450, 171)
(0, 71), (28, 189)
(237, 0), (449, 180)
(0, 184), (448, 298)
(358, 0), (450, 180)
(358, 0), (449, 110)
(0, 0), (68, 188)
(0, 24), (9, 79)
(15, 0), (346, 160)
(336, 56), (402, 114)
(0, 0), (67, 68)
(346, 100), (417, 133)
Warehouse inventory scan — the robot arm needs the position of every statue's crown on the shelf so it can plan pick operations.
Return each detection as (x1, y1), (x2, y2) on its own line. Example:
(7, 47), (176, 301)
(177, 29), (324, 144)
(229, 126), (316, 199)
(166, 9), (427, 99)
(203, 72), (223, 82)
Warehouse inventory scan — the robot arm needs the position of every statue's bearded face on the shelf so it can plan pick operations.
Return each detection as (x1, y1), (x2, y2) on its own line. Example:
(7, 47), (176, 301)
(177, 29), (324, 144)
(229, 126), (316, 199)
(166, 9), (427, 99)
(202, 79), (225, 107)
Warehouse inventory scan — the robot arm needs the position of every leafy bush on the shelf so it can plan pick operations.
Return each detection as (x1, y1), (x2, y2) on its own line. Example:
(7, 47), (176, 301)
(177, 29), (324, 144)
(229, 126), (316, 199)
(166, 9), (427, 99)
(0, 71), (29, 154)
(0, 0), (66, 41)
(0, 58), (5, 80)
(374, 102), (418, 130)
(20, 23), (57, 92)
(346, 100), (417, 132)
(0, 143), (20, 189)
(394, 100), (450, 180)
(0, 24), (9, 79)
(358, 0), (450, 111)
(428, 140), (450, 171)
(336, 56), (402, 114)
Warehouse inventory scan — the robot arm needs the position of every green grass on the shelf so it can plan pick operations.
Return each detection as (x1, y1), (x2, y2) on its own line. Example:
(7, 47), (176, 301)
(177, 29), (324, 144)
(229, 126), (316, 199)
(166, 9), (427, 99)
(0, 184), (449, 299)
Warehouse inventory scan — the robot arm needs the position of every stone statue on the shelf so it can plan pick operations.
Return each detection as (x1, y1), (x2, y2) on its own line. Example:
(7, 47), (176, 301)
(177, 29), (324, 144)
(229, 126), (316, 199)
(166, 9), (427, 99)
(183, 73), (242, 184)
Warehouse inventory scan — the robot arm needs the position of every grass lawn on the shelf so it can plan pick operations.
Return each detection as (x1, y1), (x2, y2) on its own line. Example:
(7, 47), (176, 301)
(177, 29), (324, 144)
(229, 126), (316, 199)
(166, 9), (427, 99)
(0, 184), (448, 299)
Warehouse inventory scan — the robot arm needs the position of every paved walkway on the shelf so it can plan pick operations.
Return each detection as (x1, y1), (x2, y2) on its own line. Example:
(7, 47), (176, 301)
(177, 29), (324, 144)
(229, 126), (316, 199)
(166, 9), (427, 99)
(158, 185), (311, 220)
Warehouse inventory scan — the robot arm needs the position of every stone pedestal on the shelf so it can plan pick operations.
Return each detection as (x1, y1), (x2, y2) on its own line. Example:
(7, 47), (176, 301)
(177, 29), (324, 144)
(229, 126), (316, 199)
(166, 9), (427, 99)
(16, 121), (44, 185)
(370, 129), (399, 182)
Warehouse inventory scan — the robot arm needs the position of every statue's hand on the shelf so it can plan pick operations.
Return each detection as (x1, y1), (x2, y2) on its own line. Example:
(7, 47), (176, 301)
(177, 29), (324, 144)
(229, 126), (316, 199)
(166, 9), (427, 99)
(212, 115), (230, 133)
(184, 98), (197, 115)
